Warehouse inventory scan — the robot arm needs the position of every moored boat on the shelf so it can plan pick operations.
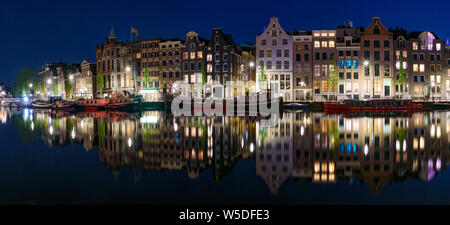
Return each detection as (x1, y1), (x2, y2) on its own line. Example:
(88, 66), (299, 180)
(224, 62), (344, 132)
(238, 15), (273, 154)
(32, 100), (52, 109)
(52, 100), (76, 110)
(105, 94), (141, 110)
(324, 99), (422, 110)
(75, 98), (109, 110)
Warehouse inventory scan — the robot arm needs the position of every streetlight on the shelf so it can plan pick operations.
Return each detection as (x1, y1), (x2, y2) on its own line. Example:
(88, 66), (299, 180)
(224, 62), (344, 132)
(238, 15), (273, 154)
(29, 83), (33, 88)
(364, 60), (369, 66)
(249, 62), (255, 68)
(69, 75), (74, 80)
(126, 66), (131, 72)
(47, 79), (52, 84)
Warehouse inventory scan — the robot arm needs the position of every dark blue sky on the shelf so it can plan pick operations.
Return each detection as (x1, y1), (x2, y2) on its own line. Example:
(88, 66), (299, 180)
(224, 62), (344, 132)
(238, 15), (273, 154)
(1, 0), (449, 84)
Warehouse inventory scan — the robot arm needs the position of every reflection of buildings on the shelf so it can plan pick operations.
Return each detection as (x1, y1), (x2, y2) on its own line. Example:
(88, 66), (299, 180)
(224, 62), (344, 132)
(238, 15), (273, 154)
(256, 113), (294, 194)
(6, 108), (450, 195)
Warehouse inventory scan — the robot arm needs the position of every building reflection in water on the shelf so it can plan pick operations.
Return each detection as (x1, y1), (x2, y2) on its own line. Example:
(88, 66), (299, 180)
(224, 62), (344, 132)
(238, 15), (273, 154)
(1, 107), (448, 194)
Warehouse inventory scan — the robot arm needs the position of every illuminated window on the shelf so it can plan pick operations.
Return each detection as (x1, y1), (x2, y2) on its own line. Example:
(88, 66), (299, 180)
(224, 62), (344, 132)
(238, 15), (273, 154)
(314, 41), (320, 48)
(403, 51), (407, 58)
(321, 41), (328, 48)
(321, 33), (327, 37)
(419, 64), (425, 72)
(314, 33), (320, 37)
(329, 41), (335, 48)
(321, 80), (328, 92)
(329, 33), (335, 37)
(267, 50), (272, 57)
(207, 64), (212, 73)
(437, 75), (441, 84)
(183, 52), (188, 59)
(190, 52), (195, 59)
(413, 42), (418, 50)
(413, 64), (418, 72)
(197, 51), (203, 59)
(207, 54), (212, 61)
(436, 43), (442, 51)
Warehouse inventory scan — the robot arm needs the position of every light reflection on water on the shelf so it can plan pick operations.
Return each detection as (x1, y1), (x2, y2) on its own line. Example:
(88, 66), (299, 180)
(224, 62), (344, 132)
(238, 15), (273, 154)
(0, 107), (449, 204)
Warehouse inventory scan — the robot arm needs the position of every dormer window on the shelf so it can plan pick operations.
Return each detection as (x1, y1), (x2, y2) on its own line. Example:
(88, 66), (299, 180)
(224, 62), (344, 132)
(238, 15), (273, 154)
(272, 30), (277, 37)
(374, 26), (380, 34)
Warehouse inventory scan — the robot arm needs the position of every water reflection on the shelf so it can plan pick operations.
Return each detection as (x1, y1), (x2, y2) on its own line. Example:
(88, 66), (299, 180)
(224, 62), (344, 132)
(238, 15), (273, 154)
(1, 107), (448, 195)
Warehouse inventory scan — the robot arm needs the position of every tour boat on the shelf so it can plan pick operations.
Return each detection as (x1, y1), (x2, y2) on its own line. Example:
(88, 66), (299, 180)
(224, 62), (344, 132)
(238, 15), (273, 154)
(52, 100), (76, 110)
(324, 99), (422, 110)
(75, 98), (109, 110)
(32, 100), (52, 109)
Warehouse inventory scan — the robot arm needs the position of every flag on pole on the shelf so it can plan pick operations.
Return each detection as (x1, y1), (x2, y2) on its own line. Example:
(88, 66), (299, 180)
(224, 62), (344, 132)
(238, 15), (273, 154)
(131, 27), (139, 40)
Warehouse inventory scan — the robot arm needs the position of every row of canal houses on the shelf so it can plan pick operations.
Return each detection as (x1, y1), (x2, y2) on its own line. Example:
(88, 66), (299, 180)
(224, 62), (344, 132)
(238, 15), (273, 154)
(37, 17), (450, 102)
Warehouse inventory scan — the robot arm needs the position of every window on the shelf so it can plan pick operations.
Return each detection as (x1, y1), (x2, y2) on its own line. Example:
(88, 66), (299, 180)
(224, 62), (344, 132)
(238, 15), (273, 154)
(261, 39), (266, 45)
(284, 49), (289, 57)
(322, 53), (327, 60)
(223, 54), (228, 61)
(420, 76), (425, 82)
(190, 52), (195, 59)
(339, 60), (344, 69)
(384, 64), (390, 76)
(384, 40), (390, 47)
(365, 65), (370, 76)
(364, 51), (370, 60)
(321, 80), (328, 92)
(272, 39), (277, 46)
(329, 41), (335, 48)
(223, 64), (228, 72)
(284, 61), (289, 69)
(267, 50), (272, 57)
(339, 72), (344, 79)
(339, 51), (344, 57)
(346, 60), (351, 69)
(304, 53), (309, 61)
(346, 72), (351, 79)
(296, 54), (301, 61)
(374, 40), (380, 48)
(414, 76), (418, 82)
(374, 26), (380, 34)
(266, 61), (272, 69)
(276, 61), (282, 69)
(374, 64), (380, 76)
(354, 72), (359, 79)
(374, 51), (380, 61)
(364, 40), (370, 47)
(314, 65), (320, 76)
(314, 41), (320, 48)
(321, 41), (328, 48)
(296, 64), (301, 73)
(276, 49), (281, 57)
(436, 43), (442, 51)
(384, 51), (390, 61)
(259, 50), (264, 57)
(353, 60), (359, 69)
(207, 64), (212, 73)
(419, 64), (425, 72)
(420, 54), (424, 61)
(354, 51), (359, 57)
(346, 51), (351, 57)
(282, 39), (288, 45)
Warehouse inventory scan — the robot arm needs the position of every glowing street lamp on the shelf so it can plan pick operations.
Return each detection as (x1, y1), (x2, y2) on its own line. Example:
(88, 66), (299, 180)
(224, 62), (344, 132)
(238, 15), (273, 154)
(249, 62), (255, 68)
(364, 60), (369, 66)
(126, 66), (131, 72)
(69, 75), (74, 80)
(29, 83), (33, 88)
(47, 79), (52, 84)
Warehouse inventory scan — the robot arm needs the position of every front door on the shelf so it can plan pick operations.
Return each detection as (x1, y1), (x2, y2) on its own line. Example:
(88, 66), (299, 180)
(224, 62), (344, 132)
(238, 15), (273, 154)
(384, 85), (390, 97)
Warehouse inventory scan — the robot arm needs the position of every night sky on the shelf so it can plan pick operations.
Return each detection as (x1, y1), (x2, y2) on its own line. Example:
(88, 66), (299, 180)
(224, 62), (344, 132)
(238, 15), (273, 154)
(1, 0), (449, 84)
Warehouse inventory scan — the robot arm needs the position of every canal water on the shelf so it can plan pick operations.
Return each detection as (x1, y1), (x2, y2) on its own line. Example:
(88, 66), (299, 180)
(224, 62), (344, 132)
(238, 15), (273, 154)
(0, 108), (449, 204)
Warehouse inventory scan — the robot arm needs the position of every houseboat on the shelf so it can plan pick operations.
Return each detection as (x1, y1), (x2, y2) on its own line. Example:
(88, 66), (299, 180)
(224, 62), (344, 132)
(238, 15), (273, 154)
(324, 99), (422, 111)
(75, 98), (109, 111)
(105, 94), (141, 110)
(52, 100), (76, 110)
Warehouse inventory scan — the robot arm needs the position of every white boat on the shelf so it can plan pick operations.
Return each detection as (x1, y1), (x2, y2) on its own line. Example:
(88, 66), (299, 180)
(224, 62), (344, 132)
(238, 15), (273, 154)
(32, 100), (52, 109)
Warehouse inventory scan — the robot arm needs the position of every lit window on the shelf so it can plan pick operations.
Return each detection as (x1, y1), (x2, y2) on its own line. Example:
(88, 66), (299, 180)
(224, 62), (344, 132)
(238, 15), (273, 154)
(314, 41), (320, 48)
(183, 52), (188, 59)
(197, 51), (203, 59)
(314, 33), (320, 37)
(329, 41), (335, 48)
(437, 75), (441, 83)
(207, 54), (212, 61)
(190, 52), (195, 59)
(396, 61), (400, 69)
(403, 51), (407, 58)
(413, 42), (418, 50)
(419, 64), (425, 72)
(436, 43), (442, 51)
(413, 64), (418, 72)
(329, 33), (335, 37)
(321, 33), (327, 37)
(321, 41), (328, 48)
(403, 62), (407, 69)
